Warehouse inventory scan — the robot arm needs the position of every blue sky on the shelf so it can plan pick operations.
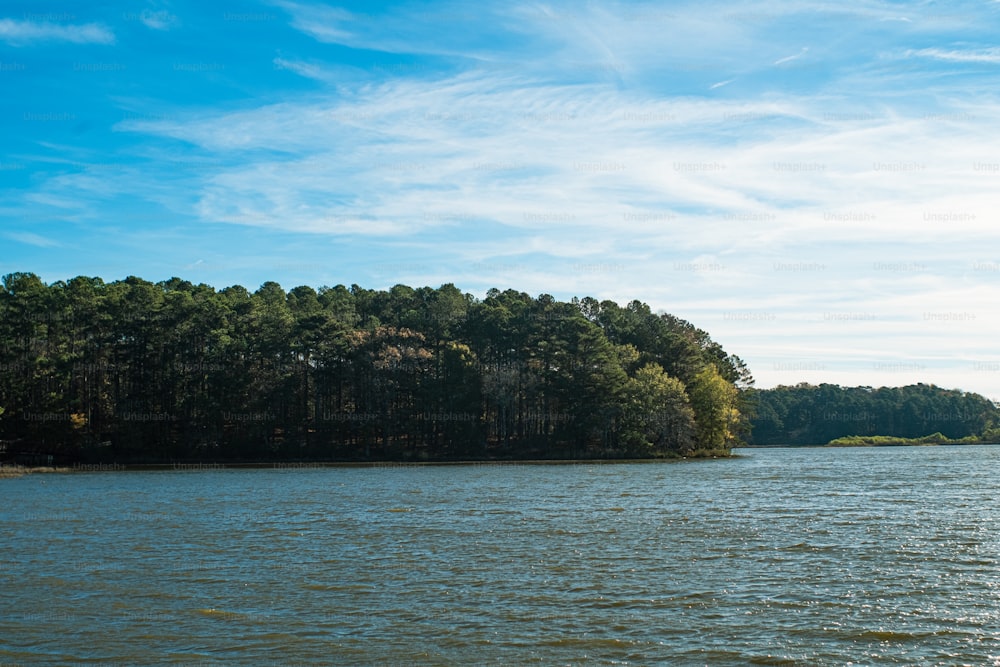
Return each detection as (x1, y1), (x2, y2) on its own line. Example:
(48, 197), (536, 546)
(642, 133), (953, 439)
(2, 0), (1000, 398)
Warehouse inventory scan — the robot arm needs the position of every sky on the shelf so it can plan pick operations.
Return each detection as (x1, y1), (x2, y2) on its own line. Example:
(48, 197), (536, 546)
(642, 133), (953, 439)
(2, 0), (1000, 399)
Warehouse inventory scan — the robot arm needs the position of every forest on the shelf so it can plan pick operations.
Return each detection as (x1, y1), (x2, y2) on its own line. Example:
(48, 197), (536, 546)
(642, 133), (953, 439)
(749, 382), (1000, 446)
(0, 273), (753, 464)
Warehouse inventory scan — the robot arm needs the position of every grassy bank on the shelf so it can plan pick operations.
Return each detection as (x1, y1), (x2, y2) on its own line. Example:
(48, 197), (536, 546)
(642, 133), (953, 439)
(826, 432), (996, 447)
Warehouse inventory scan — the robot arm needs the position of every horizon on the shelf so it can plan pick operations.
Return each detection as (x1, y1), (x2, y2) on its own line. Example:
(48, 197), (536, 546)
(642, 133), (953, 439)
(3, 0), (999, 400)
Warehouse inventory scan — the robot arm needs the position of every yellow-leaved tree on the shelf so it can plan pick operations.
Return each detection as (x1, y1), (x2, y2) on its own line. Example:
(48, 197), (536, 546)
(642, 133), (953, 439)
(620, 363), (696, 455)
(687, 365), (740, 452)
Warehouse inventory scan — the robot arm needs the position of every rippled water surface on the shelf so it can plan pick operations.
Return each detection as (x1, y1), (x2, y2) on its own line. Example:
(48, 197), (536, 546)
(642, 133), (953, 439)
(4, 446), (1000, 665)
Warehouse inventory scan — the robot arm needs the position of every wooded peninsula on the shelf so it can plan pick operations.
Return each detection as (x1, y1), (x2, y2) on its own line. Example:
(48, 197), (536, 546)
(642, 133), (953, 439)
(0, 273), (751, 464)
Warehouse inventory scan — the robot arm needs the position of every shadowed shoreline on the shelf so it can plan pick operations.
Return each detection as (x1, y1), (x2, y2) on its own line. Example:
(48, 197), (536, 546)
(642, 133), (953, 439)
(1, 451), (735, 476)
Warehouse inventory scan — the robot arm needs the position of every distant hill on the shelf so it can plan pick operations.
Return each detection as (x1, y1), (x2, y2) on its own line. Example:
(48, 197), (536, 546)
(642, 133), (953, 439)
(748, 383), (1000, 446)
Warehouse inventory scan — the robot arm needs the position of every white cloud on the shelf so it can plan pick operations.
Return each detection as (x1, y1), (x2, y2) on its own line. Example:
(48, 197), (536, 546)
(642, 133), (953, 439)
(139, 10), (179, 31)
(271, 1), (365, 45)
(272, 57), (328, 81)
(5, 232), (61, 247)
(0, 19), (114, 45)
(907, 46), (1000, 63)
(774, 47), (809, 65)
(122, 69), (1000, 284)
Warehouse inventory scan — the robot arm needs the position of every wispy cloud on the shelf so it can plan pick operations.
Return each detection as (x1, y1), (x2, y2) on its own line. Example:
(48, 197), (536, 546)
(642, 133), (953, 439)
(774, 47), (809, 65)
(0, 19), (115, 45)
(139, 9), (179, 31)
(271, 1), (359, 45)
(907, 46), (1000, 63)
(272, 57), (332, 81)
(5, 231), (61, 247)
(272, 0), (553, 64)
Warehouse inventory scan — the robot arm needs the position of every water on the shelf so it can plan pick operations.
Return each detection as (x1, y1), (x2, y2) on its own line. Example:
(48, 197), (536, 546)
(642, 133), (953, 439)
(3, 447), (1000, 666)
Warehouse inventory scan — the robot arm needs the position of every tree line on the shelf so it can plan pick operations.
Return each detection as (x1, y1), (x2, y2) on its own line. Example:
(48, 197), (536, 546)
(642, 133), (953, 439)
(0, 273), (753, 463)
(749, 382), (1000, 446)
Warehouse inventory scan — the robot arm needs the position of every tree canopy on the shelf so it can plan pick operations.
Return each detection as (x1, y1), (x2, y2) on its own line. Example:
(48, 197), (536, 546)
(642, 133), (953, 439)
(0, 273), (751, 463)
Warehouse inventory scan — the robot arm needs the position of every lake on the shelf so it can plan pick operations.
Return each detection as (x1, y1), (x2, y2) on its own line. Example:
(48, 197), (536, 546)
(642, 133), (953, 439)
(3, 446), (1000, 665)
